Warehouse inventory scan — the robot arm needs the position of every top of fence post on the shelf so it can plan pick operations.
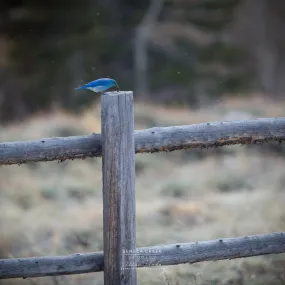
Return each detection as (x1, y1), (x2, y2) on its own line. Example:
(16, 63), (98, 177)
(101, 91), (137, 285)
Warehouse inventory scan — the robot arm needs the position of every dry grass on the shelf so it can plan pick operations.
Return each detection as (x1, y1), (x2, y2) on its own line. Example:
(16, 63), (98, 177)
(1, 95), (285, 285)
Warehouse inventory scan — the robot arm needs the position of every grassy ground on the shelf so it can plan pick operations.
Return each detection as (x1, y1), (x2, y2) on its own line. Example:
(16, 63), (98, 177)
(1, 95), (285, 285)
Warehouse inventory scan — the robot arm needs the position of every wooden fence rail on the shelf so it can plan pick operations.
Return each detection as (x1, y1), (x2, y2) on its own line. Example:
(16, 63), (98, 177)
(1, 232), (284, 279)
(1, 92), (285, 285)
(1, 117), (285, 165)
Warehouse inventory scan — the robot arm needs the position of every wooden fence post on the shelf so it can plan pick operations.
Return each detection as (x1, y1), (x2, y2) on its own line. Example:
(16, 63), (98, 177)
(101, 92), (137, 285)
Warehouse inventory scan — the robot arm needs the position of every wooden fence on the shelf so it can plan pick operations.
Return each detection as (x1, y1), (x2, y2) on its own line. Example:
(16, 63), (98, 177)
(1, 91), (285, 285)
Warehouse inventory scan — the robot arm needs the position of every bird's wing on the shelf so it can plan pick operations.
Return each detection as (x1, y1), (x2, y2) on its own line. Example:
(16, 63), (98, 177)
(97, 85), (109, 92)
(88, 85), (109, 93)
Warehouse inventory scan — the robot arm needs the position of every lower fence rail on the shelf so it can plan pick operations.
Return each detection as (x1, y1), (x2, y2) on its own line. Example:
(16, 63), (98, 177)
(1, 232), (284, 279)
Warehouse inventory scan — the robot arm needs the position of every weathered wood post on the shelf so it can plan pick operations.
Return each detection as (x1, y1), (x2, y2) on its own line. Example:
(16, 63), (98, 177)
(101, 91), (137, 285)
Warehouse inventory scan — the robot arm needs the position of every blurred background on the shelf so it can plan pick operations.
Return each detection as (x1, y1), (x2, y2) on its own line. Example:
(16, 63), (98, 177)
(0, 0), (285, 284)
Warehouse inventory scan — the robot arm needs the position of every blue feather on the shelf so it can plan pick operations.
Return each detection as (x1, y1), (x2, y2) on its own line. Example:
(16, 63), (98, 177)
(75, 78), (119, 93)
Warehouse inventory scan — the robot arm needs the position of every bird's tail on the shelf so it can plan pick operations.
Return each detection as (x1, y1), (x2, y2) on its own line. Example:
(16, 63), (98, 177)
(74, 85), (84, 91)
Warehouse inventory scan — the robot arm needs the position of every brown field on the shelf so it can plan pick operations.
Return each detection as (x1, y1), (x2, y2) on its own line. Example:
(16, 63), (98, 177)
(1, 95), (285, 285)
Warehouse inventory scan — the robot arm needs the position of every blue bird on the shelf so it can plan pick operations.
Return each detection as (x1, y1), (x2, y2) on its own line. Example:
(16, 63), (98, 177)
(75, 78), (120, 94)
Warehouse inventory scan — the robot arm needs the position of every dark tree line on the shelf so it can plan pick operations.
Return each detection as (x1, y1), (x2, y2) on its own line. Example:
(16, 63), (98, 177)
(0, 0), (284, 122)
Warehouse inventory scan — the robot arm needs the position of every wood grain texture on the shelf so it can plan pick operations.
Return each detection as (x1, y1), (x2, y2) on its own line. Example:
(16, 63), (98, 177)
(1, 232), (284, 279)
(101, 92), (137, 285)
(0, 117), (284, 165)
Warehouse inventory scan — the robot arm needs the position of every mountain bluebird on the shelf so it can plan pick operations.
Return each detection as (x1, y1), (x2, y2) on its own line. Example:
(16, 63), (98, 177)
(75, 78), (120, 93)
